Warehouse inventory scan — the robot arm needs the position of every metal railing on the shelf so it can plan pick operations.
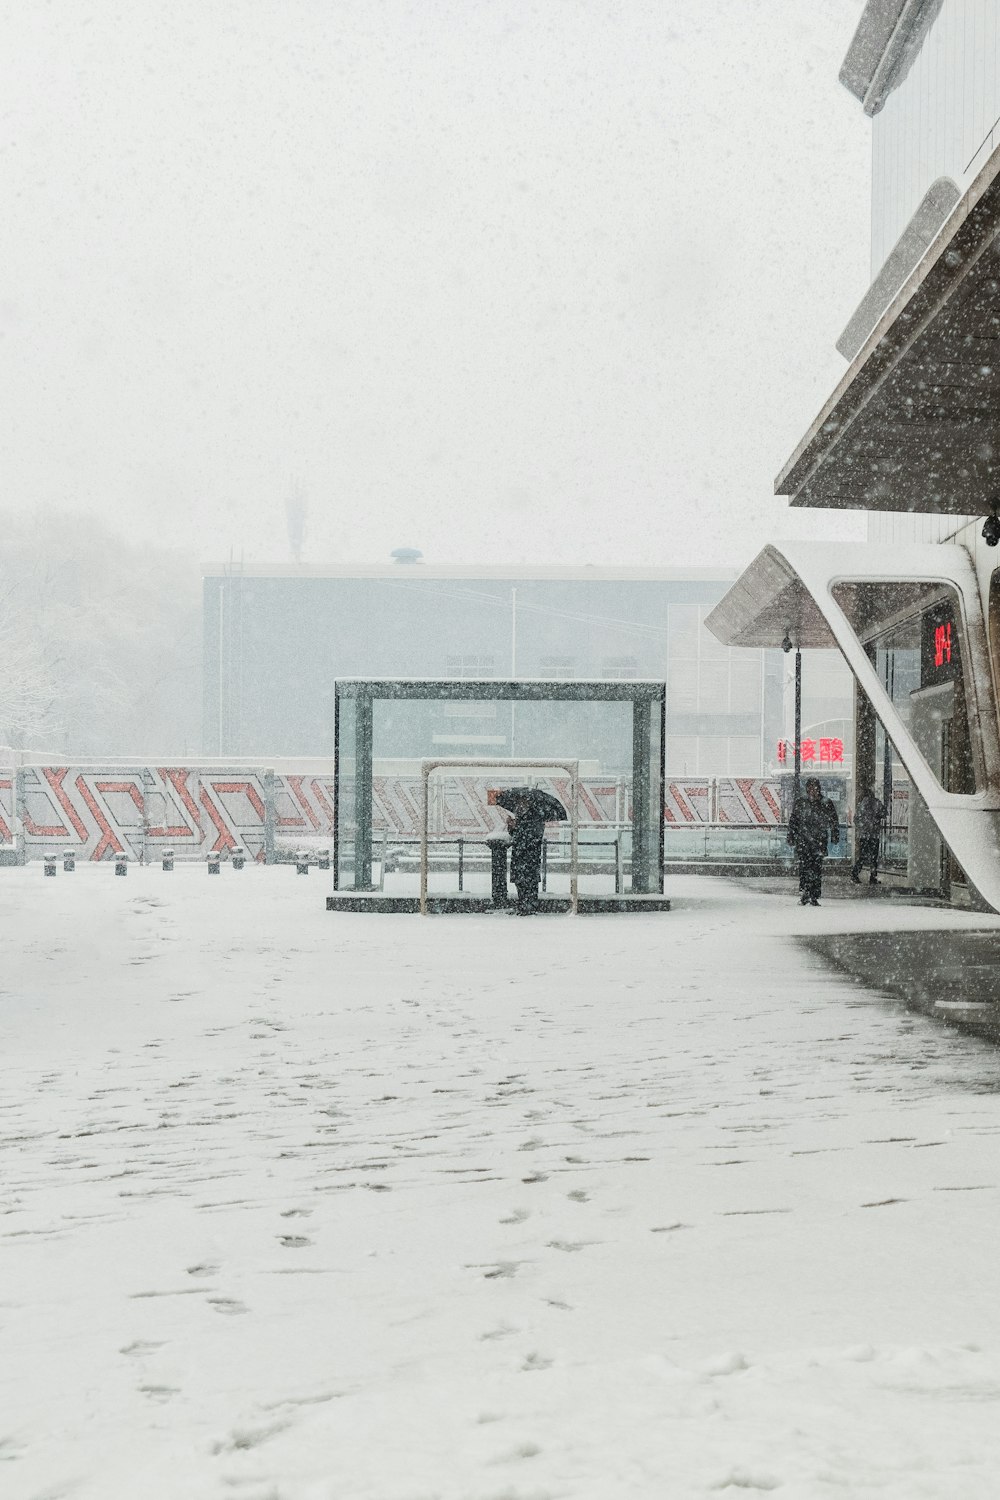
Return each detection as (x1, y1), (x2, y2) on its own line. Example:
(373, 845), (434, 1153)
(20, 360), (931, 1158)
(333, 822), (907, 889)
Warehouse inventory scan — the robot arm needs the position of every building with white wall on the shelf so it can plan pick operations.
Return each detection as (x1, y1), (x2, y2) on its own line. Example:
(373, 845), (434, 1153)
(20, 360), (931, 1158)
(709, 0), (1000, 906)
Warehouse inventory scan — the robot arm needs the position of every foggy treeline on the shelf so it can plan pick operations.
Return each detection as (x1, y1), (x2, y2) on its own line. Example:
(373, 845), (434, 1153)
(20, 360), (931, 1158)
(0, 512), (200, 757)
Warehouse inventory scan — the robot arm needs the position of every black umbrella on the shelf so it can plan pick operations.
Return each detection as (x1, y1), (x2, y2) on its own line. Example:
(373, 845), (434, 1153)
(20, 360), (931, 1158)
(493, 787), (568, 822)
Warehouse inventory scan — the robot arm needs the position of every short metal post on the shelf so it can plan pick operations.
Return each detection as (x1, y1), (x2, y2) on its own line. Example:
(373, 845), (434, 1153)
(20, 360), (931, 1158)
(162, 847), (174, 872)
(458, 837), (464, 892)
(63, 848), (75, 873)
(44, 852), (57, 877)
(295, 848), (309, 874)
(207, 851), (221, 874)
(232, 848), (246, 871)
(316, 847), (330, 871)
(115, 852), (128, 876)
(570, 770), (579, 915)
(486, 838), (509, 907)
(420, 768), (429, 915)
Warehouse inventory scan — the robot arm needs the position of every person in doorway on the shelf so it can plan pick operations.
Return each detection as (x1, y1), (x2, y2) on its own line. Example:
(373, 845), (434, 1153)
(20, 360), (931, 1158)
(851, 784), (886, 886)
(787, 777), (840, 907)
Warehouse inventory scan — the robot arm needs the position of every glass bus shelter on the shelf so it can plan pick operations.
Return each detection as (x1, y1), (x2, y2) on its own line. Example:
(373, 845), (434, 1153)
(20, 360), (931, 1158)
(333, 678), (666, 903)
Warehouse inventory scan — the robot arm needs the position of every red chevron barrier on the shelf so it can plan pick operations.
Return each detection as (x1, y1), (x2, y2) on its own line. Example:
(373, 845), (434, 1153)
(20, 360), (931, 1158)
(0, 762), (909, 859)
(0, 774), (14, 843)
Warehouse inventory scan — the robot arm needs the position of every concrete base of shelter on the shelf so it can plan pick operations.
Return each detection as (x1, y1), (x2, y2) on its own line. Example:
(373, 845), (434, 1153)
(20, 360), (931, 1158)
(325, 892), (671, 914)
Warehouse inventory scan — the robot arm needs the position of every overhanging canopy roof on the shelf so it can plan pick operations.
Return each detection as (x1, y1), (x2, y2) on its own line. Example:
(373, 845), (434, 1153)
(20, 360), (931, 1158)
(704, 540), (973, 651)
(777, 142), (1000, 516)
(703, 546), (838, 650)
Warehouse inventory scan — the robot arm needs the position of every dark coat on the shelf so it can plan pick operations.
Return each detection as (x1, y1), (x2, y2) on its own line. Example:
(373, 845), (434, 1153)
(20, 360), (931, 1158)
(509, 806), (546, 887)
(788, 794), (840, 857)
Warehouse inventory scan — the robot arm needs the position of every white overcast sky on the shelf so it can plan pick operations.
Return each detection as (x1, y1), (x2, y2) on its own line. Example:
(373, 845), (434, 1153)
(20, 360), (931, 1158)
(2, 0), (870, 571)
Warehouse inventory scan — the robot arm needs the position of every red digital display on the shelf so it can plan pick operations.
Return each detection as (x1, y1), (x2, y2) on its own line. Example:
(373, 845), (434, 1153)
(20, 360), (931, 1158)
(934, 621), (952, 668)
(922, 602), (959, 685)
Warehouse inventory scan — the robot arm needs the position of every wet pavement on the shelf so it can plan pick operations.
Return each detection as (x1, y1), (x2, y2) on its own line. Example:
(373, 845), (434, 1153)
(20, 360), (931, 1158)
(803, 928), (1000, 1046)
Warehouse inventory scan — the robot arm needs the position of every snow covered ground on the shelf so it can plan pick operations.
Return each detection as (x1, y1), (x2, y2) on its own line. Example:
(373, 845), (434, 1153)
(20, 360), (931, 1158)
(5, 865), (1000, 1499)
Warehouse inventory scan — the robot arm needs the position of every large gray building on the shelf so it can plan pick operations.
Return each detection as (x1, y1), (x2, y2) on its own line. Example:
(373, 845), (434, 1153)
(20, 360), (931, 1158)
(203, 563), (807, 774)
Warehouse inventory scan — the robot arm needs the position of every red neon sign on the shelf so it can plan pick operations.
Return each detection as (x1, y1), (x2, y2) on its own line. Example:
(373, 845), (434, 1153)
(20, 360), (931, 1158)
(777, 738), (843, 763)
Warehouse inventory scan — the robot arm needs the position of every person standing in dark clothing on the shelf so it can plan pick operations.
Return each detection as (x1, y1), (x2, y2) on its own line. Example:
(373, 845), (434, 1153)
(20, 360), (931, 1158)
(851, 784), (885, 885)
(489, 786), (567, 914)
(507, 794), (546, 914)
(787, 777), (840, 906)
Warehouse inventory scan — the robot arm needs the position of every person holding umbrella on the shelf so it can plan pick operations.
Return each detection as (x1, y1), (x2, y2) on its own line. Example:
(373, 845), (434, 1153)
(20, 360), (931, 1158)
(489, 786), (567, 914)
(787, 776), (840, 907)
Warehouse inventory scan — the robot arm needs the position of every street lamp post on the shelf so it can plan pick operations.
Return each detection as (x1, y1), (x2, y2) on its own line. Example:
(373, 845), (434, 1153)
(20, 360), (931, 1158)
(783, 631), (802, 808)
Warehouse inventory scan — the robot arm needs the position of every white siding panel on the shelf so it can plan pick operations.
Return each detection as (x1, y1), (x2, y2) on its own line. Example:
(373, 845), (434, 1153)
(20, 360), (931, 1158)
(872, 0), (1000, 273)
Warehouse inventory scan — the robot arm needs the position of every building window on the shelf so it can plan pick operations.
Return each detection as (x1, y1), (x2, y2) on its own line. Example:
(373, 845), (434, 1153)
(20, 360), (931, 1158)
(728, 736), (762, 775)
(602, 655), (638, 680)
(446, 654), (496, 678)
(697, 661), (729, 713)
(666, 736), (699, 774)
(667, 664), (697, 715)
(539, 655), (575, 679)
(697, 737), (730, 775)
(729, 660), (762, 714)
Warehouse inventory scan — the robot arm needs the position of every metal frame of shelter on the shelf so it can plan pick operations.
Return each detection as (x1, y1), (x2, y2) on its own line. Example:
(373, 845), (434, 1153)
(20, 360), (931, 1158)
(333, 678), (666, 897)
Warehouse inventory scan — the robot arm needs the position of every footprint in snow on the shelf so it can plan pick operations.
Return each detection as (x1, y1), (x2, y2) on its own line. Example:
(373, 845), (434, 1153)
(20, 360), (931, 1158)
(709, 1466), (780, 1491)
(207, 1297), (248, 1315)
(211, 1421), (288, 1454)
(479, 1323), (519, 1341)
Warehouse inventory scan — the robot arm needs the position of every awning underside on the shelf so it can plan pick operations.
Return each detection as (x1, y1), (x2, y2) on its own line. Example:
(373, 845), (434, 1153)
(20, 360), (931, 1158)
(704, 547), (838, 651)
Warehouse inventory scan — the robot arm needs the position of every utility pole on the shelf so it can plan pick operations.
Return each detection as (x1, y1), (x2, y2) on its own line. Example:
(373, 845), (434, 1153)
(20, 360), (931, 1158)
(794, 646), (802, 803)
(510, 587), (517, 757)
(782, 631), (801, 812)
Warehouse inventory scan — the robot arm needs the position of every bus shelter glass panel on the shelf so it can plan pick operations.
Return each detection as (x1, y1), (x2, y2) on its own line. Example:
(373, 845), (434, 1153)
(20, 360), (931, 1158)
(334, 680), (665, 895)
